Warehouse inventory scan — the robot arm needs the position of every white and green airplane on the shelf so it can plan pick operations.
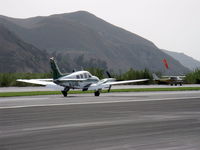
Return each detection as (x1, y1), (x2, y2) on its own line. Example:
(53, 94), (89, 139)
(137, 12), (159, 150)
(17, 58), (149, 97)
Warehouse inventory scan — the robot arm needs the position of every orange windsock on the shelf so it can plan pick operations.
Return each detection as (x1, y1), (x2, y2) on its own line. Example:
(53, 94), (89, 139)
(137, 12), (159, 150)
(162, 59), (169, 69)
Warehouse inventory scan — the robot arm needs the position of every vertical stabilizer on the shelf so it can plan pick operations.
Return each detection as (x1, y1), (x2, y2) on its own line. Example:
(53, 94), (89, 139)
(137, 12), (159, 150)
(50, 57), (63, 79)
(152, 73), (160, 80)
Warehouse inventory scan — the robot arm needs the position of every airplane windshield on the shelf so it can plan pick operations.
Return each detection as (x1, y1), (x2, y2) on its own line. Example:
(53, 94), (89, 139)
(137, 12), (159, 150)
(88, 73), (92, 78)
(170, 77), (177, 80)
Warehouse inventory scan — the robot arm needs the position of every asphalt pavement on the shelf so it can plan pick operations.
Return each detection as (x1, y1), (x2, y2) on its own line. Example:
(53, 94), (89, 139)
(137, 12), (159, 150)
(0, 91), (200, 150)
(1, 84), (200, 92)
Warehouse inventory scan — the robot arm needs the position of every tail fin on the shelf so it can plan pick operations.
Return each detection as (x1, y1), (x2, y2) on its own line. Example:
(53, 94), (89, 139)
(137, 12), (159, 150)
(152, 73), (160, 80)
(50, 57), (63, 79)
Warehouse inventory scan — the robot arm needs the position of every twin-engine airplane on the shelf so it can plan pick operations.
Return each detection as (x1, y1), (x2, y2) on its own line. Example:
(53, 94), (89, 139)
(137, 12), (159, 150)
(17, 58), (149, 97)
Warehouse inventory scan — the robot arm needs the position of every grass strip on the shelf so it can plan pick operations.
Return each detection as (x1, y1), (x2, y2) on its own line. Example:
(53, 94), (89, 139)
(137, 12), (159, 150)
(109, 87), (200, 92)
(1, 87), (200, 97)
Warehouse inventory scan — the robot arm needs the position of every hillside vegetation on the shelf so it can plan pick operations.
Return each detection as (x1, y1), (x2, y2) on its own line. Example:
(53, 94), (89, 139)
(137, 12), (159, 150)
(185, 69), (200, 84)
(0, 73), (51, 87)
(0, 68), (152, 87)
(1, 69), (200, 87)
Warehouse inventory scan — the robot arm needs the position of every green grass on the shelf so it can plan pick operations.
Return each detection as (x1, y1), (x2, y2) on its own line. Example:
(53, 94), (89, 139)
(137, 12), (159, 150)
(110, 87), (200, 92)
(1, 87), (200, 97)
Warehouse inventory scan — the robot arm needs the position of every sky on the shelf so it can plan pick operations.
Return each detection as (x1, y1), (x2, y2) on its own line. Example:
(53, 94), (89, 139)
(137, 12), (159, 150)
(0, 0), (200, 60)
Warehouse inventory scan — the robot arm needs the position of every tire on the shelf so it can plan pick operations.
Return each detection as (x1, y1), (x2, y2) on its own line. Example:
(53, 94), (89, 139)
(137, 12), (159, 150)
(94, 91), (100, 96)
(61, 91), (68, 97)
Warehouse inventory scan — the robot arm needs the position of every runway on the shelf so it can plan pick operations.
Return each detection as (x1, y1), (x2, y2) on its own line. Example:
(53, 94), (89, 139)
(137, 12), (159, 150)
(1, 84), (200, 92)
(1, 91), (200, 149)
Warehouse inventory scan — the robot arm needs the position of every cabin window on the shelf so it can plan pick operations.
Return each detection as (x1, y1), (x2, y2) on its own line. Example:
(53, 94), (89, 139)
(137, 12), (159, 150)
(80, 74), (83, 78)
(84, 73), (87, 78)
(76, 75), (80, 79)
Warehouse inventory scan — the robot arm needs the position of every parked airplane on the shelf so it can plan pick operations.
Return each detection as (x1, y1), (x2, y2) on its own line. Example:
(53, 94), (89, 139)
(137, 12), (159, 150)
(152, 73), (184, 86)
(17, 58), (149, 97)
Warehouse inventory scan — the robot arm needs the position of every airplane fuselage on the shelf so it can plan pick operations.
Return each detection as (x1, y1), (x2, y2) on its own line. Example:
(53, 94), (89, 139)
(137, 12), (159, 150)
(53, 71), (100, 89)
(155, 76), (183, 86)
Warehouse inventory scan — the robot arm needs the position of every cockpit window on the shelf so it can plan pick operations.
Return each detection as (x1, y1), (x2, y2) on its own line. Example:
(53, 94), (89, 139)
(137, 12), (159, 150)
(170, 77), (177, 80)
(76, 75), (80, 79)
(88, 73), (92, 78)
(80, 74), (83, 78)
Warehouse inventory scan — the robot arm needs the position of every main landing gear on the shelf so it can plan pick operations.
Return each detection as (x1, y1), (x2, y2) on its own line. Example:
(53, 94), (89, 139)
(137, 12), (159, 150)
(61, 87), (70, 97)
(94, 90), (100, 96)
(62, 88), (101, 97)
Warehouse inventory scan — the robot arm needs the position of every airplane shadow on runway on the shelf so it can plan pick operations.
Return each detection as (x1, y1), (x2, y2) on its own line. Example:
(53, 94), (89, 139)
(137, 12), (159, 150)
(59, 95), (148, 99)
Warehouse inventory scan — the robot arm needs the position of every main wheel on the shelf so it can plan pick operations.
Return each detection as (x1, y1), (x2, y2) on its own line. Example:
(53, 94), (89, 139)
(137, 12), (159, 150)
(61, 91), (68, 97)
(94, 91), (100, 96)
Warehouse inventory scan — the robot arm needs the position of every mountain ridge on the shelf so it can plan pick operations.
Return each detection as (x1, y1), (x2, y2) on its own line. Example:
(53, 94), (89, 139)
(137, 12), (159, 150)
(162, 49), (200, 71)
(0, 11), (190, 74)
(0, 23), (50, 73)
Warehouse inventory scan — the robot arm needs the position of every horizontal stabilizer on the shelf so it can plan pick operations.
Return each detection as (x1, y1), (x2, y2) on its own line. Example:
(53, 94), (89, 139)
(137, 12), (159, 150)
(152, 73), (160, 80)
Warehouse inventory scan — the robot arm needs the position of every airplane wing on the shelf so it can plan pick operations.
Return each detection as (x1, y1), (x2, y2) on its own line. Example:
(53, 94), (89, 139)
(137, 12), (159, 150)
(16, 79), (64, 90)
(88, 79), (149, 91)
(29, 78), (53, 81)
(103, 79), (149, 85)
(57, 79), (87, 81)
(17, 79), (53, 85)
(17, 78), (87, 84)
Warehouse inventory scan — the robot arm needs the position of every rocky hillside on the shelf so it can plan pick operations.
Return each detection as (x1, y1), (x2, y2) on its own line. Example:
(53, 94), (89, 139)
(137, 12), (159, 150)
(0, 11), (190, 74)
(0, 24), (50, 73)
(162, 49), (200, 71)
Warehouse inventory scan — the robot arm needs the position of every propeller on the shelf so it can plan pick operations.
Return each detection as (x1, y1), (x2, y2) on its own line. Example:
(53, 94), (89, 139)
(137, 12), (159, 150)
(106, 71), (112, 78)
(106, 71), (112, 92)
(108, 85), (112, 92)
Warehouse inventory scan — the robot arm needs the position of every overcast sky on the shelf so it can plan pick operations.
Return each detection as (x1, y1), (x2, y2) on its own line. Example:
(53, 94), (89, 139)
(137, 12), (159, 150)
(0, 0), (200, 60)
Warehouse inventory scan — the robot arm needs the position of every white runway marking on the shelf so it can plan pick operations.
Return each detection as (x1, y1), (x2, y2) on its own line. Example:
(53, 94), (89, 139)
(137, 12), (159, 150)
(0, 97), (48, 101)
(0, 96), (200, 109)
(22, 120), (133, 132)
(3, 115), (188, 134)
